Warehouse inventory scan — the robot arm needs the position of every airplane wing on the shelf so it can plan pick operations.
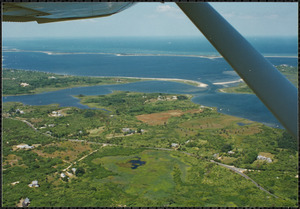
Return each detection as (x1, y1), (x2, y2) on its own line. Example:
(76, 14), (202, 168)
(2, 2), (135, 23)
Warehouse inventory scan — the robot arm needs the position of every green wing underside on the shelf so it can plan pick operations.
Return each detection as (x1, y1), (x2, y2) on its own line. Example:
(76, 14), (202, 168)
(2, 2), (135, 23)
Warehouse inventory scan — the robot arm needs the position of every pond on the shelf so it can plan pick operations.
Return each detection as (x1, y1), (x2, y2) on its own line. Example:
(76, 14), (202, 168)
(129, 157), (146, 169)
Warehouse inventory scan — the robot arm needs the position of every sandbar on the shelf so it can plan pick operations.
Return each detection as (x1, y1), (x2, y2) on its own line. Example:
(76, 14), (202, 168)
(117, 76), (208, 88)
(213, 79), (243, 85)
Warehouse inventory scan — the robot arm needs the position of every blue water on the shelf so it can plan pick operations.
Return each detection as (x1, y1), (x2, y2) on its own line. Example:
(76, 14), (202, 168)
(2, 37), (298, 128)
(2, 36), (298, 56)
(129, 157), (146, 169)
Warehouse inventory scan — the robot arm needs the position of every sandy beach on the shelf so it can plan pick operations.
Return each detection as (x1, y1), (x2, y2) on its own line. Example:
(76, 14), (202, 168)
(118, 76), (209, 88)
(213, 79), (244, 85)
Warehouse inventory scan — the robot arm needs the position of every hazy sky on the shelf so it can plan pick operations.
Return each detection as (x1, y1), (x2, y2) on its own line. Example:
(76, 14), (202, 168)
(2, 2), (298, 38)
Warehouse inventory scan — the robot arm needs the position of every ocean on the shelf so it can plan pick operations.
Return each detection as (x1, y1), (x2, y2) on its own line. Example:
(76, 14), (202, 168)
(2, 36), (298, 128)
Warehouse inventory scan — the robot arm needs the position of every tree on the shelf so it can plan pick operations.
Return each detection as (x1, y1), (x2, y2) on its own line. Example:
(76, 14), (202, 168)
(84, 110), (95, 118)
(75, 167), (85, 177)
(243, 149), (258, 164)
(221, 144), (232, 153)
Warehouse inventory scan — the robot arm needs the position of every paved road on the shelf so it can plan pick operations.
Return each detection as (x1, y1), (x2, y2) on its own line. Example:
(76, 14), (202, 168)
(211, 160), (278, 198)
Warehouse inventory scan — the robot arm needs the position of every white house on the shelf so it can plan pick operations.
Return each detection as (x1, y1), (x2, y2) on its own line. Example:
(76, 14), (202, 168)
(213, 153), (219, 158)
(60, 173), (66, 178)
(257, 155), (272, 163)
(20, 82), (29, 87)
(16, 109), (25, 114)
(11, 181), (20, 186)
(22, 197), (30, 207)
(71, 168), (77, 174)
(16, 144), (34, 149)
(28, 180), (39, 187)
(50, 111), (63, 117)
(171, 143), (179, 148)
(157, 96), (164, 100)
(122, 128), (135, 134)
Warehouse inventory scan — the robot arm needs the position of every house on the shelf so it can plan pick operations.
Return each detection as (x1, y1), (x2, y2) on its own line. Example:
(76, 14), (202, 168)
(50, 111), (63, 117)
(11, 181), (20, 186)
(171, 143), (179, 148)
(122, 128), (135, 134)
(48, 124), (55, 127)
(16, 144), (34, 149)
(257, 155), (272, 163)
(157, 96), (164, 100)
(213, 153), (219, 158)
(20, 82), (29, 87)
(22, 197), (30, 207)
(228, 150), (235, 155)
(71, 168), (77, 174)
(60, 173), (66, 178)
(16, 109), (25, 114)
(45, 131), (52, 135)
(28, 180), (39, 187)
(171, 96), (178, 100)
(122, 128), (130, 132)
(48, 76), (56, 79)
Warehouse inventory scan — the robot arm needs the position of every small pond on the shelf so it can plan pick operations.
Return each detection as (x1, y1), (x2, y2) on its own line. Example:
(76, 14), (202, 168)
(129, 157), (146, 169)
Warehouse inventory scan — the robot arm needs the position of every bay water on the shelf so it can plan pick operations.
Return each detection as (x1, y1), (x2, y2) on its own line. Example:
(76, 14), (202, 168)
(2, 37), (298, 128)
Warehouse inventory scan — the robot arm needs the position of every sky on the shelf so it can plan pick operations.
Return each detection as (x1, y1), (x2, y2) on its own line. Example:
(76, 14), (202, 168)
(2, 2), (298, 38)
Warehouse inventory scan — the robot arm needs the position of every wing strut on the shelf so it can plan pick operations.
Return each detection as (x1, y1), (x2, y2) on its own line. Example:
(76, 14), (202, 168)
(177, 3), (298, 138)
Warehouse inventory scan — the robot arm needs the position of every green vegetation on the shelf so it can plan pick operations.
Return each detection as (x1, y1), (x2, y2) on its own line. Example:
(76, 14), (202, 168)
(219, 65), (298, 94)
(76, 91), (197, 116)
(2, 90), (297, 206)
(2, 68), (141, 96)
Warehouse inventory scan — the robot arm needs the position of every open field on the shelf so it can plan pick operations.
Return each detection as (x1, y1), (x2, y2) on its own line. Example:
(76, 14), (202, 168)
(136, 109), (203, 125)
